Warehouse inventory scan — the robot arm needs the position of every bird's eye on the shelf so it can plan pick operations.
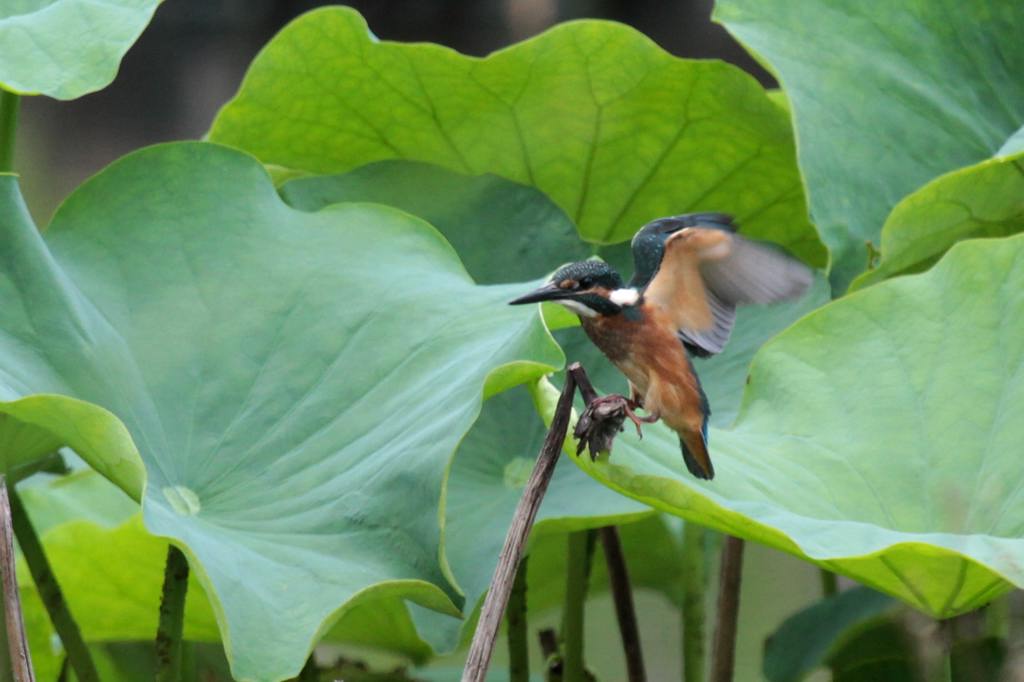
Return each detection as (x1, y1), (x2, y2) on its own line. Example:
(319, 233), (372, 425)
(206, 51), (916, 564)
(578, 277), (593, 289)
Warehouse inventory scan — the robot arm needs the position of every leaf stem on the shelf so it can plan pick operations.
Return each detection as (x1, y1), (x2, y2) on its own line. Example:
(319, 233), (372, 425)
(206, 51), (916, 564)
(562, 530), (595, 682)
(710, 536), (745, 682)
(681, 523), (706, 682)
(600, 526), (645, 682)
(155, 546), (189, 682)
(0, 477), (33, 682)
(934, 630), (952, 682)
(507, 557), (529, 682)
(0, 90), (18, 173)
(819, 565), (839, 681)
(7, 487), (96, 682)
(461, 365), (581, 682)
(819, 568), (838, 598)
(985, 592), (1010, 640)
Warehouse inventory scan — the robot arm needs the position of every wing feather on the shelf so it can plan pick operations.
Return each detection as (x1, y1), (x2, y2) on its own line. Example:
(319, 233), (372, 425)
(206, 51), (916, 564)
(644, 226), (812, 355)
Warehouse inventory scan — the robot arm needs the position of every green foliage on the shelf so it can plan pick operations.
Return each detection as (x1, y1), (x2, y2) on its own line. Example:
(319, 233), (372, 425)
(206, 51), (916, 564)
(0, 0), (159, 99)
(0, 142), (564, 681)
(764, 586), (895, 682)
(280, 160), (592, 284)
(4, 2), (1024, 680)
(12, 471), (218, 679)
(852, 152), (1024, 289)
(569, 233), (1024, 617)
(280, 159), (659, 654)
(210, 6), (825, 266)
(715, 0), (1024, 288)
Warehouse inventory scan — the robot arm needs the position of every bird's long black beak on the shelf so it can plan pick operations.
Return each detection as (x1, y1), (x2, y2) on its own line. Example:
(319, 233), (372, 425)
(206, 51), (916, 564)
(508, 282), (568, 305)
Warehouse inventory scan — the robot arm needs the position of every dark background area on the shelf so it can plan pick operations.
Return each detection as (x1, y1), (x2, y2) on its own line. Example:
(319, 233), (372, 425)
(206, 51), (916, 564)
(18, 0), (771, 223)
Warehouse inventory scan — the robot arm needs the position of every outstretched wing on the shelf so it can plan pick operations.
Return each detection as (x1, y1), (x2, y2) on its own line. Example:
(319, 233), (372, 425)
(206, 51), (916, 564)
(642, 220), (812, 356)
(629, 213), (736, 290)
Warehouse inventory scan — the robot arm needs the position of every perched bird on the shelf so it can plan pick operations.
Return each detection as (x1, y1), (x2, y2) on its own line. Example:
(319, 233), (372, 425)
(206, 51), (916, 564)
(509, 213), (812, 480)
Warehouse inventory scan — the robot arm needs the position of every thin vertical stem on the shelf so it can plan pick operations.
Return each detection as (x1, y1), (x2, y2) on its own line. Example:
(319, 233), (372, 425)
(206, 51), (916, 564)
(0, 90), (19, 173)
(7, 488), (96, 682)
(933, 631), (952, 682)
(986, 592), (1010, 640)
(600, 526), (645, 682)
(562, 530), (595, 682)
(819, 568), (838, 598)
(507, 557), (529, 682)
(461, 367), (580, 682)
(681, 523), (707, 682)
(710, 536), (745, 682)
(0, 579), (11, 682)
(818, 567), (838, 682)
(0, 477), (33, 682)
(155, 546), (189, 682)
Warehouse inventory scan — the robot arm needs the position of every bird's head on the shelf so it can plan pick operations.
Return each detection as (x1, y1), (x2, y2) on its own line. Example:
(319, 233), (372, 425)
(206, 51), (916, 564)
(508, 260), (638, 318)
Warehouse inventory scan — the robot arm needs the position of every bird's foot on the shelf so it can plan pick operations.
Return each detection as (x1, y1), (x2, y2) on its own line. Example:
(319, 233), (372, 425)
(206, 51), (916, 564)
(624, 404), (660, 434)
(574, 394), (629, 460)
(572, 395), (657, 461)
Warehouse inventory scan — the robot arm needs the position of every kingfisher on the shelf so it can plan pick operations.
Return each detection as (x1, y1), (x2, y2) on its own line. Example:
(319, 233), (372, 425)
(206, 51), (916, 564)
(510, 213), (812, 480)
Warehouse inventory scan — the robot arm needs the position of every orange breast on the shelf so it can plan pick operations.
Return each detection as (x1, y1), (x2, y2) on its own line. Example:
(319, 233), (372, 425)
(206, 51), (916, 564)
(582, 305), (704, 433)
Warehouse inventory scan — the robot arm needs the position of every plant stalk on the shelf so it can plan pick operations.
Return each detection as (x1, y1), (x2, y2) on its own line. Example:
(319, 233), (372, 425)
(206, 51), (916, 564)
(7, 487), (96, 682)
(562, 530), (595, 682)
(0, 477), (33, 682)
(538, 627), (560, 681)
(507, 556), (529, 682)
(461, 365), (581, 682)
(934, 629), (952, 682)
(155, 545), (190, 682)
(710, 536), (745, 682)
(0, 90), (19, 173)
(819, 568), (838, 598)
(600, 526), (645, 682)
(0, 573), (11, 682)
(681, 523), (706, 682)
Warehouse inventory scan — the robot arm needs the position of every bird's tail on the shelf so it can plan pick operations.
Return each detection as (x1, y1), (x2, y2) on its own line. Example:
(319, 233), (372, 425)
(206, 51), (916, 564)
(679, 431), (715, 480)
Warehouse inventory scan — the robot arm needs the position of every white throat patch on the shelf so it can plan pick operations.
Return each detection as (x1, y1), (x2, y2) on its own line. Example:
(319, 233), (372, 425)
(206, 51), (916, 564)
(556, 299), (598, 318)
(609, 288), (640, 306)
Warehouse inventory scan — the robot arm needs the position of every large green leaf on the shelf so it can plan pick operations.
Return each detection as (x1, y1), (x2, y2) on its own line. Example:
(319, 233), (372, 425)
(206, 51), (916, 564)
(0, 0), (159, 99)
(715, 0), (1024, 288)
(17, 470), (445, 672)
(209, 6), (825, 267)
(693, 273), (829, 427)
(558, 233), (1024, 617)
(0, 142), (564, 681)
(852, 152), (1024, 289)
(279, 160), (592, 284)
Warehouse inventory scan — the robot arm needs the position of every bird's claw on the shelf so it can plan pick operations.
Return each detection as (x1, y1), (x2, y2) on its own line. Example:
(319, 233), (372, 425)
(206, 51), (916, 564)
(624, 406), (646, 439)
(574, 394), (629, 460)
(574, 394), (659, 459)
